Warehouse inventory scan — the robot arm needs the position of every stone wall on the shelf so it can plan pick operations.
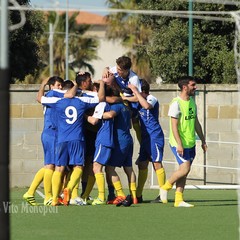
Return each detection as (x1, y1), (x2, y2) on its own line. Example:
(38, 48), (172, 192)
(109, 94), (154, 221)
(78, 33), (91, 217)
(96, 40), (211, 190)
(10, 84), (240, 188)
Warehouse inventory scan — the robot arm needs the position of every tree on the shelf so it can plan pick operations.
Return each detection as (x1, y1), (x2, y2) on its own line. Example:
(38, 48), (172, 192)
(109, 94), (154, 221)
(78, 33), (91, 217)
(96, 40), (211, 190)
(139, 0), (238, 83)
(38, 12), (99, 81)
(105, 0), (152, 82)
(106, 0), (238, 83)
(9, 0), (45, 83)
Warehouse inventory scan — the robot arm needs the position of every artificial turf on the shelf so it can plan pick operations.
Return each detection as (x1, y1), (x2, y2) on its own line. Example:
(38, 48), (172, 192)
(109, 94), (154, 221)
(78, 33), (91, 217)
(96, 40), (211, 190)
(10, 188), (238, 240)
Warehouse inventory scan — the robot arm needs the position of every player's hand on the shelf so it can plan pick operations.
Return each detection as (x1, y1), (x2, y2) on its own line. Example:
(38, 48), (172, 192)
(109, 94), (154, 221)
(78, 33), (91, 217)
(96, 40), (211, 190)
(128, 84), (137, 93)
(42, 77), (49, 86)
(201, 142), (207, 153)
(177, 145), (184, 157)
(93, 79), (104, 84)
(102, 67), (110, 78)
(76, 71), (85, 76)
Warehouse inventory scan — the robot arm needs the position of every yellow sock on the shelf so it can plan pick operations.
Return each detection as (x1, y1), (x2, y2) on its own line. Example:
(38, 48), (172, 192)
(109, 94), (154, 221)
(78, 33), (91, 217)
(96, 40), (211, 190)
(95, 173), (105, 201)
(52, 171), (62, 203)
(162, 180), (173, 191)
(113, 181), (125, 197)
(71, 182), (79, 199)
(67, 168), (83, 192)
(82, 175), (96, 199)
(175, 191), (183, 204)
(136, 169), (148, 197)
(132, 121), (141, 144)
(156, 168), (166, 187)
(28, 168), (45, 195)
(44, 169), (54, 200)
(130, 182), (137, 199)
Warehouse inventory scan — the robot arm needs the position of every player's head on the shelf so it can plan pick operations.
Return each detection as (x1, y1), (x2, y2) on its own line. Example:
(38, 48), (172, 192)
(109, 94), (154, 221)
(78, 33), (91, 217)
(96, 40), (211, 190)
(63, 80), (74, 90)
(105, 85), (120, 97)
(178, 76), (197, 96)
(75, 72), (92, 90)
(92, 82), (100, 92)
(140, 79), (150, 98)
(102, 72), (115, 85)
(116, 56), (132, 79)
(47, 76), (64, 90)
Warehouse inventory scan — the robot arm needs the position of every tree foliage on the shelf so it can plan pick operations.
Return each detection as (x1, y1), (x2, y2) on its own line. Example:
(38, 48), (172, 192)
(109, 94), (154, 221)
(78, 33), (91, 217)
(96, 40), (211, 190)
(9, 0), (45, 83)
(106, 0), (238, 83)
(106, 0), (152, 82)
(39, 12), (99, 81)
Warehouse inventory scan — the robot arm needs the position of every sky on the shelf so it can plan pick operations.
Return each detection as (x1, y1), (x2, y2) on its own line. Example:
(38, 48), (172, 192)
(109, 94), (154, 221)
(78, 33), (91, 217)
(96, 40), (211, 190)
(29, 0), (108, 15)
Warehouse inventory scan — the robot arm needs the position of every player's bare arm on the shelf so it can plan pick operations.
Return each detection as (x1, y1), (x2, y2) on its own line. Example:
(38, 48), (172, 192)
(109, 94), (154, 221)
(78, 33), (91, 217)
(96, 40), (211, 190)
(36, 78), (49, 103)
(128, 83), (152, 109)
(171, 117), (184, 156)
(195, 116), (207, 152)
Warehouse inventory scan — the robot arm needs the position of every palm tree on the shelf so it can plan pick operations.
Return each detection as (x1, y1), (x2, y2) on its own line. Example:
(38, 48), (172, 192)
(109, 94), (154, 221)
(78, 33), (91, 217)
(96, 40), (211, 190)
(38, 11), (99, 80)
(105, 0), (152, 82)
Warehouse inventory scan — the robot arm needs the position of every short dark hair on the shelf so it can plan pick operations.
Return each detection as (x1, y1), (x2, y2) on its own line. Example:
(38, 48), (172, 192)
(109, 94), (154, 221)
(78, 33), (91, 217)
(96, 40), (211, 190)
(47, 76), (64, 87)
(178, 76), (196, 90)
(63, 80), (74, 90)
(105, 85), (120, 97)
(75, 72), (91, 86)
(116, 56), (132, 70)
(140, 79), (150, 94)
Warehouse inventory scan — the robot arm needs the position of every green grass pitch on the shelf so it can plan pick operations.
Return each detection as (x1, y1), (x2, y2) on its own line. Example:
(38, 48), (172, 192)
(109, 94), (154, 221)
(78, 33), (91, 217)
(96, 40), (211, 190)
(10, 188), (238, 240)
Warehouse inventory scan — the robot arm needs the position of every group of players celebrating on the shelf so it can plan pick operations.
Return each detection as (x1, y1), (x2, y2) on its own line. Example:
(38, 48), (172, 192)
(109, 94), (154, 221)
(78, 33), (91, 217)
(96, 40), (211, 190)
(23, 55), (207, 208)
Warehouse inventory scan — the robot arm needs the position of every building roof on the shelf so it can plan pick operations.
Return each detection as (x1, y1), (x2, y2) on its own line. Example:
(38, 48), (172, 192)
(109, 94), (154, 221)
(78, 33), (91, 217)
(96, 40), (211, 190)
(74, 11), (107, 25)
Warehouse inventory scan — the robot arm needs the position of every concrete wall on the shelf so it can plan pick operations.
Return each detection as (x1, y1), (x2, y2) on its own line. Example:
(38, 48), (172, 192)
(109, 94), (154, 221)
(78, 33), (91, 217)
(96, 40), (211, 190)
(10, 84), (240, 188)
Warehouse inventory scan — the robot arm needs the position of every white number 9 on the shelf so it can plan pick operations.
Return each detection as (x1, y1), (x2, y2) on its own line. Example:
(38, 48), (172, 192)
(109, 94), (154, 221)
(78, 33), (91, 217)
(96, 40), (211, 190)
(65, 106), (77, 124)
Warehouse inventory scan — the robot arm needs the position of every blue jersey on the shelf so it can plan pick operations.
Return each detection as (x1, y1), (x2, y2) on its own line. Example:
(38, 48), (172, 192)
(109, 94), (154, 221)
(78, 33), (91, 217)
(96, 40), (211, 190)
(42, 90), (65, 130)
(110, 103), (133, 147)
(95, 103), (114, 148)
(41, 96), (99, 143)
(138, 94), (164, 141)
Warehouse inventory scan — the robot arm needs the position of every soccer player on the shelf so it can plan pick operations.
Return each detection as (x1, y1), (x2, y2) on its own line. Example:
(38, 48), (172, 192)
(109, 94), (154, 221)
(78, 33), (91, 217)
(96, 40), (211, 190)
(73, 72), (99, 203)
(102, 56), (142, 144)
(23, 76), (64, 206)
(128, 80), (166, 203)
(160, 76), (207, 207)
(41, 80), (105, 206)
(102, 86), (138, 205)
(86, 100), (114, 205)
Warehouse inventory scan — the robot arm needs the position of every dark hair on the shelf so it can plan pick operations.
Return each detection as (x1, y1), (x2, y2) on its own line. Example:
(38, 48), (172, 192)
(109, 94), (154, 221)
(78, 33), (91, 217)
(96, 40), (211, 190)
(63, 80), (74, 90)
(92, 82), (100, 92)
(47, 76), (64, 87)
(105, 85), (120, 97)
(75, 72), (91, 86)
(116, 56), (132, 70)
(140, 79), (150, 94)
(178, 76), (196, 90)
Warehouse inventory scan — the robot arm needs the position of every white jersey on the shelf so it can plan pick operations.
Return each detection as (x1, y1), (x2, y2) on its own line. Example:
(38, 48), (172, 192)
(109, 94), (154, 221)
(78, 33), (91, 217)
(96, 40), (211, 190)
(110, 66), (142, 93)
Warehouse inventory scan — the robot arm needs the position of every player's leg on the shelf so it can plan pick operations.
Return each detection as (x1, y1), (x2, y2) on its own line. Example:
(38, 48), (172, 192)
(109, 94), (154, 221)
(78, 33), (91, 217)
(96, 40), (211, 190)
(174, 176), (194, 207)
(154, 162), (166, 190)
(81, 165), (95, 201)
(105, 166), (126, 204)
(43, 164), (54, 205)
(52, 166), (65, 206)
(92, 162), (105, 205)
(105, 170), (116, 203)
(92, 145), (112, 205)
(123, 166), (138, 204)
(64, 140), (85, 205)
(136, 160), (149, 203)
(23, 167), (45, 206)
(65, 165), (83, 205)
(160, 145), (193, 204)
(80, 156), (94, 199)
